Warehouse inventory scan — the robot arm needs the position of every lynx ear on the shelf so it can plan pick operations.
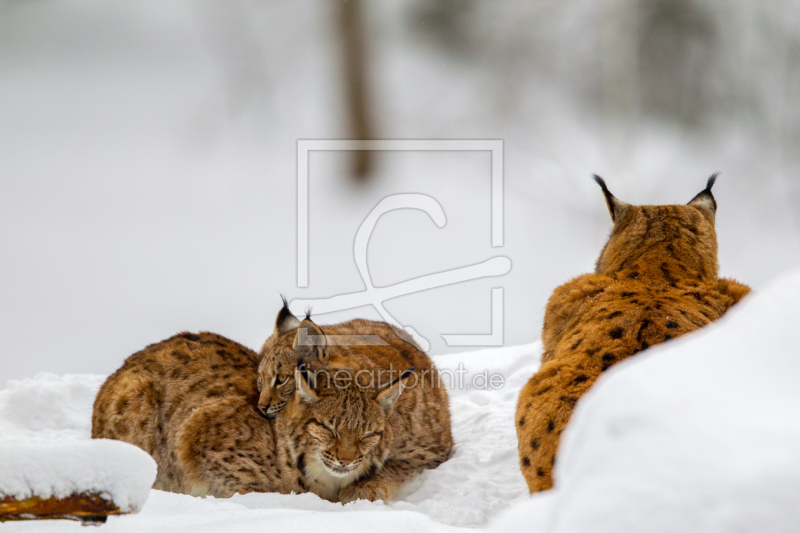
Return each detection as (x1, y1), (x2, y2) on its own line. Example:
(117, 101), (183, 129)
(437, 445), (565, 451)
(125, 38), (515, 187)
(293, 318), (329, 365)
(375, 367), (417, 414)
(275, 296), (301, 336)
(687, 173), (718, 225)
(593, 175), (632, 223)
(294, 367), (319, 405)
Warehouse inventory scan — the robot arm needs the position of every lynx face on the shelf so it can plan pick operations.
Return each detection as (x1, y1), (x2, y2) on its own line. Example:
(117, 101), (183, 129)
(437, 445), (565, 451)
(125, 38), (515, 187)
(256, 350), (296, 419)
(94, 321), (452, 502)
(257, 303), (360, 419)
(303, 394), (386, 477)
(256, 303), (304, 419)
(290, 368), (405, 491)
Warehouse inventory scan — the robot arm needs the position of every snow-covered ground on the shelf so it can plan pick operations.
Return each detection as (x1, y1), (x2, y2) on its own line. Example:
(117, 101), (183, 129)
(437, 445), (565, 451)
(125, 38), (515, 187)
(3, 269), (800, 531)
(0, 342), (539, 531)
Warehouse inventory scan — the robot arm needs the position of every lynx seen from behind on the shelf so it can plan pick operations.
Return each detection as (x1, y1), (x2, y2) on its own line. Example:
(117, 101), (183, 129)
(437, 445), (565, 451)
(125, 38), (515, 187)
(516, 175), (751, 493)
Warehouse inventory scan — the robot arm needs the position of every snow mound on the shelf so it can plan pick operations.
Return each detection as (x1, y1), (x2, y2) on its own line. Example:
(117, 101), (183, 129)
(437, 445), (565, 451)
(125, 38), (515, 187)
(0, 439), (157, 513)
(0, 374), (157, 514)
(492, 268), (800, 532)
(0, 373), (104, 442)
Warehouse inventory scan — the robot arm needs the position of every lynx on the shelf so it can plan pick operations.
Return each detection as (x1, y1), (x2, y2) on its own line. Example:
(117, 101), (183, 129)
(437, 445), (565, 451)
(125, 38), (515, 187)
(516, 175), (751, 493)
(92, 324), (452, 502)
(255, 301), (423, 419)
(254, 308), (453, 501)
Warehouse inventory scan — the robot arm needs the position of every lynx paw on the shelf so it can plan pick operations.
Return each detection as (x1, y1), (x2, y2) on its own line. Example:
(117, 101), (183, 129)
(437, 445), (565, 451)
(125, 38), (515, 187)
(339, 483), (388, 503)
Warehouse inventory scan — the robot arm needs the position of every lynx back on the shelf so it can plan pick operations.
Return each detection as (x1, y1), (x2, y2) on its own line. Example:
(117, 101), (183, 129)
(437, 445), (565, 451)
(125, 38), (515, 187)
(516, 175), (750, 493)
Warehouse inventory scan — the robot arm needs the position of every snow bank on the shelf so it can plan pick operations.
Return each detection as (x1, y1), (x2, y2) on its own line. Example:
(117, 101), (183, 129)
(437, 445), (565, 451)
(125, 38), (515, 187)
(0, 373), (104, 442)
(0, 344), (539, 530)
(0, 439), (157, 513)
(492, 268), (800, 532)
(0, 374), (155, 514)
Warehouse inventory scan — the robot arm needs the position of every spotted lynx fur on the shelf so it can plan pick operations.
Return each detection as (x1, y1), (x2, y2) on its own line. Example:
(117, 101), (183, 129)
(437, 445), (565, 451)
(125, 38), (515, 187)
(255, 307), (453, 501)
(92, 317), (452, 502)
(256, 302), (422, 419)
(516, 175), (751, 493)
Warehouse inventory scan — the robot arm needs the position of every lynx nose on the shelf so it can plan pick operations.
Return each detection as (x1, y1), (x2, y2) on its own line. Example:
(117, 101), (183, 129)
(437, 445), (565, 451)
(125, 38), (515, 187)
(257, 403), (275, 420)
(339, 458), (352, 467)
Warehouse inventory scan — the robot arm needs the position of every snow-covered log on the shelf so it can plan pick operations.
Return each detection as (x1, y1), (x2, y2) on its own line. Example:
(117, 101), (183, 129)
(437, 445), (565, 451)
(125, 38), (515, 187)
(0, 440), (156, 524)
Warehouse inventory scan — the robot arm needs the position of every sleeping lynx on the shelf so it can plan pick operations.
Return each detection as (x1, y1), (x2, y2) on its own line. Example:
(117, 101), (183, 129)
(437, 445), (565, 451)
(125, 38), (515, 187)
(92, 318), (452, 502)
(516, 175), (751, 493)
(255, 308), (453, 501)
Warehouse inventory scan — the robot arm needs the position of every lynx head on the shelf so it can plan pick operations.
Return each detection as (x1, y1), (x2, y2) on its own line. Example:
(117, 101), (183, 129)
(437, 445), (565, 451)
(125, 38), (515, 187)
(593, 174), (720, 280)
(289, 366), (413, 479)
(257, 300), (333, 419)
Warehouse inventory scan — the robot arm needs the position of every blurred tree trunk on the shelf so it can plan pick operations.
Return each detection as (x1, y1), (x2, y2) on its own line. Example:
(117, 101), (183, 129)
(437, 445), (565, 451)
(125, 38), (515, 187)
(638, 0), (716, 127)
(339, 0), (373, 181)
(600, 0), (640, 124)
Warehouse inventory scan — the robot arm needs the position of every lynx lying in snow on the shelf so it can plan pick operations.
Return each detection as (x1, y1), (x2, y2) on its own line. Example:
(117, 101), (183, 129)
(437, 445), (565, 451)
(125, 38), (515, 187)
(516, 175), (751, 493)
(252, 306), (452, 501)
(92, 315), (452, 502)
(255, 301), (424, 419)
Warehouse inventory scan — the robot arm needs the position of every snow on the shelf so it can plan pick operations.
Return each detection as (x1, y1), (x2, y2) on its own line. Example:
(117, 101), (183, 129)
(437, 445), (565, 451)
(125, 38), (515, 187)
(0, 376), (156, 513)
(491, 269), (800, 532)
(4, 270), (800, 530)
(0, 374), (104, 442)
(0, 440), (156, 513)
(0, 344), (539, 530)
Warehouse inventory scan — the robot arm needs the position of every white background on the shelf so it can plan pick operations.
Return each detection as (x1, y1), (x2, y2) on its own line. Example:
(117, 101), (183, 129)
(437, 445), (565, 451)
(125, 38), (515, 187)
(2, 1), (800, 384)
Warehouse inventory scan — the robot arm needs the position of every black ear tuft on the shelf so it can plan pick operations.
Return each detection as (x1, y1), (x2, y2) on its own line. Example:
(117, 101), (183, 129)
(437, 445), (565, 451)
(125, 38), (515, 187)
(304, 306), (313, 321)
(593, 174), (631, 223)
(400, 365), (418, 380)
(275, 297), (301, 336)
(593, 174), (609, 193)
(280, 293), (289, 308)
(706, 172), (719, 192)
(688, 173), (719, 217)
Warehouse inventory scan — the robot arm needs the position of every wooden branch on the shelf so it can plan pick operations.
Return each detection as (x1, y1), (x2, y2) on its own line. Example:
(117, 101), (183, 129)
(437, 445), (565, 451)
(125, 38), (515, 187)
(0, 492), (123, 525)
